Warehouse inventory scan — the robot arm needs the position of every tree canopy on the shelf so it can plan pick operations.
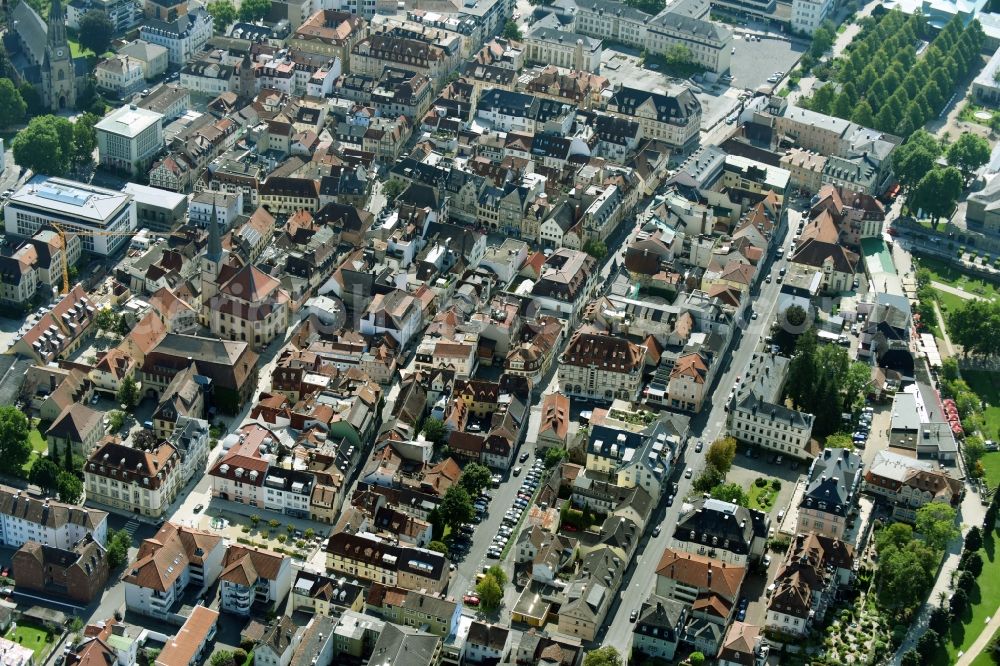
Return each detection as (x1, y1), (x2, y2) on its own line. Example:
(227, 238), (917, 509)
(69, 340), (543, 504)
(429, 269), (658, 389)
(502, 20), (522, 40)
(459, 463), (492, 496)
(439, 485), (475, 531)
(910, 166), (963, 226)
(207, 0), (237, 33)
(710, 482), (749, 507)
(238, 0), (271, 21)
(705, 437), (736, 475)
(915, 502), (959, 551)
(106, 528), (133, 568)
(0, 407), (32, 478)
(79, 11), (114, 56)
(948, 298), (1000, 357)
(893, 130), (942, 191)
(0, 79), (27, 129)
(29, 457), (62, 494)
(583, 647), (623, 666)
(57, 472), (83, 504)
(947, 132), (990, 176)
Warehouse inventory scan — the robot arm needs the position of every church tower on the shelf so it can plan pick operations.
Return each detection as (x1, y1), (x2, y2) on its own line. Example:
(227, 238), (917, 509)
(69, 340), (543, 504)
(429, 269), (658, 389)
(42, 0), (76, 110)
(200, 198), (227, 324)
(237, 54), (256, 101)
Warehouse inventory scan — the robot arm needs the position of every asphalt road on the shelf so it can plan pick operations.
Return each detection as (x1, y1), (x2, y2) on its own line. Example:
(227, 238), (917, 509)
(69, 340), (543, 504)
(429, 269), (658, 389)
(599, 201), (795, 657)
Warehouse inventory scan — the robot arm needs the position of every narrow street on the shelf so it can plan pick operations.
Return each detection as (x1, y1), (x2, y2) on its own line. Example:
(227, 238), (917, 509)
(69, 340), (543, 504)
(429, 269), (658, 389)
(600, 203), (794, 657)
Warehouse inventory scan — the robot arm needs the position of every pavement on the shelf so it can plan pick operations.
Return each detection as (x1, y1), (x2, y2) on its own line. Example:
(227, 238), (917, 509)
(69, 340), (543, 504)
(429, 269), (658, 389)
(933, 299), (958, 357)
(932, 281), (985, 301)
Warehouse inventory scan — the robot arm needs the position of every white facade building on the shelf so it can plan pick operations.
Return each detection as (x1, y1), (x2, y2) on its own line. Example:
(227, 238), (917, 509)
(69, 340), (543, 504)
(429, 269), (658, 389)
(3, 176), (137, 256)
(139, 9), (212, 66)
(0, 487), (109, 549)
(791, 0), (833, 35)
(96, 104), (165, 177)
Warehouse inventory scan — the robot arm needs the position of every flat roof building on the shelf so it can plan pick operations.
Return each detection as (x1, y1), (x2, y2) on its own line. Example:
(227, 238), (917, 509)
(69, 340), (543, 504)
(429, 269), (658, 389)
(3, 176), (137, 255)
(96, 104), (165, 177)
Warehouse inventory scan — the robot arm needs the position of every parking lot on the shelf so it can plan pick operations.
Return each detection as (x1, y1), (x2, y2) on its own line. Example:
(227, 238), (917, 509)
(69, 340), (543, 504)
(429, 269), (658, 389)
(729, 34), (805, 92)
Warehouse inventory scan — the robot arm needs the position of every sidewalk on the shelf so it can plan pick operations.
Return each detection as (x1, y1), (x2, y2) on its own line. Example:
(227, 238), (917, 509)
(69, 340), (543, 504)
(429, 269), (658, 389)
(956, 613), (1000, 666)
(933, 300), (957, 357)
(932, 281), (985, 301)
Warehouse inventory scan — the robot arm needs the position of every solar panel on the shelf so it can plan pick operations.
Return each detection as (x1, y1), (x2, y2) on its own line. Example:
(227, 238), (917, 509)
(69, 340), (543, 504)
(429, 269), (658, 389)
(35, 185), (91, 207)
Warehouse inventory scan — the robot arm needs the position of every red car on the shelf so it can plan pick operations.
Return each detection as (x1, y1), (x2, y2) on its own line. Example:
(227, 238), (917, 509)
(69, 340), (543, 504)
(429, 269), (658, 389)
(463, 595), (480, 606)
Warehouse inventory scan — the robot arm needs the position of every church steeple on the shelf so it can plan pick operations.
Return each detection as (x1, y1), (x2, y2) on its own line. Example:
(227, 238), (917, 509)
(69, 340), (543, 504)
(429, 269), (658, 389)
(207, 196), (222, 263)
(47, 0), (67, 50)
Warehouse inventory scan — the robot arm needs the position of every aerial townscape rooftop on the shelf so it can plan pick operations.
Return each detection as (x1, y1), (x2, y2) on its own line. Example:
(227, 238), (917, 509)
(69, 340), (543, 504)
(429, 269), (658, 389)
(0, 0), (995, 663)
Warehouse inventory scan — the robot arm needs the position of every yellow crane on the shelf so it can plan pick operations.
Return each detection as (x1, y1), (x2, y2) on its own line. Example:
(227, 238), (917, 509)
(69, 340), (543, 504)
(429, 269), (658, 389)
(49, 222), (141, 295)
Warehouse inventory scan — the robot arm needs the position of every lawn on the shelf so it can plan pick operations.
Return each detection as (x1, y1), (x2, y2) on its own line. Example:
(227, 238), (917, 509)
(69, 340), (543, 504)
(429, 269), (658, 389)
(24, 419), (49, 473)
(983, 453), (1000, 489)
(941, 531), (1000, 662)
(748, 478), (780, 512)
(965, 371), (1000, 442)
(4, 622), (53, 661)
(916, 256), (1000, 302)
(932, 287), (970, 316)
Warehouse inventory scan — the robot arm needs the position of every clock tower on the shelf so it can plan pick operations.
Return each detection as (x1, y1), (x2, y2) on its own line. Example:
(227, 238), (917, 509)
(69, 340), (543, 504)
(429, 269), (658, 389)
(41, 0), (76, 110)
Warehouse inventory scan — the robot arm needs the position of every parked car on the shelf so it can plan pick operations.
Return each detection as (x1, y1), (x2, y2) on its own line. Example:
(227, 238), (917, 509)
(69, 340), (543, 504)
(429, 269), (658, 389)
(694, 441), (703, 453)
(652, 525), (661, 537)
(666, 494), (675, 506)
(519, 452), (530, 463)
(630, 609), (639, 622)
(684, 468), (693, 479)
(513, 467), (522, 476)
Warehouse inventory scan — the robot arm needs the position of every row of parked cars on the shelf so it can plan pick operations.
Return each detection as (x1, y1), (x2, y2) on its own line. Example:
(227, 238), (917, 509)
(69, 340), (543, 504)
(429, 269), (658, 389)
(488, 459), (545, 559)
(852, 407), (874, 448)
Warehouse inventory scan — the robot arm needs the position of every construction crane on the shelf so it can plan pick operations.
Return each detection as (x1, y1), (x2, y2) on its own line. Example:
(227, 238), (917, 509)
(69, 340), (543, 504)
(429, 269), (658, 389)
(49, 222), (141, 295)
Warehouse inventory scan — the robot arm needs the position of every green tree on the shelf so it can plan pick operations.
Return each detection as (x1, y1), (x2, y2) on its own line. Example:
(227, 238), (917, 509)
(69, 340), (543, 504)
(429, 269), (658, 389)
(108, 410), (125, 433)
(133, 429), (159, 451)
(12, 115), (74, 177)
(210, 651), (235, 666)
(64, 441), (73, 472)
(486, 565), (507, 587)
(459, 463), (492, 496)
(95, 308), (117, 330)
(689, 653), (706, 666)
(692, 463), (725, 493)
(57, 472), (83, 503)
(929, 606), (951, 634)
(965, 435), (987, 467)
(421, 418), (448, 446)
(786, 329), (818, 409)
(18, 83), (44, 118)
(29, 457), (62, 493)
(0, 78), (27, 129)
(106, 528), (133, 568)
(428, 540), (448, 554)
(705, 437), (736, 475)
(965, 526), (984, 552)
(583, 646), (623, 666)
(917, 629), (941, 660)
(383, 179), (406, 201)
(911, 166), (963, 227)
(250, 514), (260, 527)
(916, 502), (959, 551)
(951, 587), (969, 615)
(710, 482), (749, 507)
(475, 575), (502, 610)
(117, 375), (139, 408)
(961, 550), (984, 577)
(810, 25), (835, 58)
(825, 432), (854, 449)
(583, 238), (608, 261)
(238, 0), (271, 21)
(947, 132), (991, 177)
(851, 100), (875, 127)
(78, 11), (114, 55)
(207, 0), (238, 33)
(892, 130), (942, 192)
(0, 407), (32, 478)
(901, 649), (921, 666)
(502, 20), (522, 40)
(831, 92), (853, 119)
(842, 361), (872, 411)
(440, 485), (475, 531)
(544, 447), (566, 468)
(73, 113), (98, 163)
(810, 84), (836, 114)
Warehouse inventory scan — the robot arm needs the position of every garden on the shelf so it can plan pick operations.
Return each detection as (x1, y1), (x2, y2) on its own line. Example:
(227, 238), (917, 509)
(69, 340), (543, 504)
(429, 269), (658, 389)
(748, 478), (780, 512)
(5, 621), (54, 661)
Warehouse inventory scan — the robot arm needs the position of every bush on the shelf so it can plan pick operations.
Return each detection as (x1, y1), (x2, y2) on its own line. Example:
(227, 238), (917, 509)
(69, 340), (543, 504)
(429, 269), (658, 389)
(277, 534), (287, 543)
(772, 479), (781, 490)
(755, 477), (768, 487)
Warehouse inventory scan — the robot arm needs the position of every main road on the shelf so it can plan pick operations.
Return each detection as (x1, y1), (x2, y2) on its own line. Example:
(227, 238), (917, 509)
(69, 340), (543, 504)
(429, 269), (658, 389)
(598, 203), (797, 658)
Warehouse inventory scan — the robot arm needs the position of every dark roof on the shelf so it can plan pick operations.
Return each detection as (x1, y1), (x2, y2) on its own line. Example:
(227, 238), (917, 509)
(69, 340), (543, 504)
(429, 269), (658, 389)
(801, 448), (862, 517)
(673, 497), (768, 556)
